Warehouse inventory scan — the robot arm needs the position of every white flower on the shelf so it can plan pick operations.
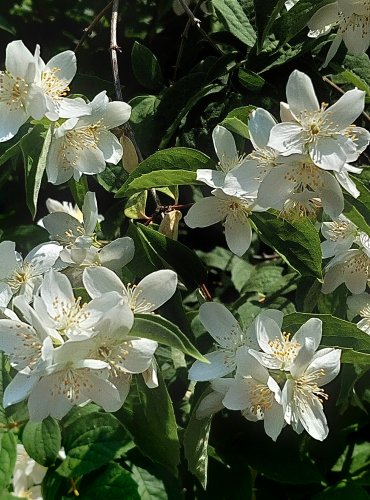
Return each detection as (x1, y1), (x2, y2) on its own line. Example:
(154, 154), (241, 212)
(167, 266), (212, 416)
(0, 40), (36, 142)
(222, 348), (284, 441)
(257, 154), (345, 219)
(321, 215), (359, 258)
(268, 70), (367, 171)
(28, 45), (91, 121)
(0, 240), (62, 307)
(189, 305), (280, 381)
(185, 188), (263, 256)
(82, 267), (178, 313)
(308, 0), (370, 67)
(45, 91), (131, 184)
(249, 315), (322, 372)
(12, 444), (47, 500)
(285, 0), (299, 9)
(196, 379), (234, 419)
(42, 191), (99, 247)
(322, 232), (370, 294)
(282, 337), (341, 441)
(39, 197), (105, 226)
(347, 292), (370, 334)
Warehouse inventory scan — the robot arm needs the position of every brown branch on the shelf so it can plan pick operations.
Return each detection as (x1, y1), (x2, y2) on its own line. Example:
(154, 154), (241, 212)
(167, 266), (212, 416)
(177, 0), (223, 57)
(109, 0), (143, 162)
(323, 75), (370, 123)
(75, 0), (113, 52)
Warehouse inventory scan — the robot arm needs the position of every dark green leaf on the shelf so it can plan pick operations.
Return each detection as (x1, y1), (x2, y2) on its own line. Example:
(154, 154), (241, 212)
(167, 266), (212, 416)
(254, 0), (287, 52)
(116, 147), (214, 198)
(130, 464), (168, 500)
(0, 432), (16, 490)
(22, 417), (61, 466)
(131, 41), (164, 90)
(130, 314), (207, 362)
(238, 69), (265, 91)
(79, 463), (140, 500)
(97, 162), (129, 194)
(129, 95), (161, 157)
(57, 406), (130, 478)
(251, 212), (322, 278)
(117, 373), (180, 477)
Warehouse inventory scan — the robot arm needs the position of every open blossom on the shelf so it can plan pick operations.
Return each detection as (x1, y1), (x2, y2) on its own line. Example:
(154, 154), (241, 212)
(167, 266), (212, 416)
(257, 154), (344, 219)
(323, 231), (370, 294)
(308, 0), (370, 67)
(189, 305), (281, 381)
(321, 215), (359, 258)
(185, 187), (264, 256)
(28, 44), (90, 121)
(45, 91), (131, 184)
(347, 292), (370, 334)
(222, 348), (284, 441)
(0, 41), (36, 142)
(0, 240), (62, 307)
(268, 70), (368, 172)
(12, 444), (47, 500)
(282, 337), (341, 441)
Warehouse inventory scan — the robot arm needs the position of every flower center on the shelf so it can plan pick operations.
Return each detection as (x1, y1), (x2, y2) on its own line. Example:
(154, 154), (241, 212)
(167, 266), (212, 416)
(294, 369), (328, 405)
(218, 153), (248, 173)
(59, 121), (103, 171)
(41, 67), (70, 99)
(327, 220), (356, 241)
(359, 304), (370, 319)
(298, 103), (335, 144)
(50, 296), (92, 338)
(0, 71), (29, 111)
(6, 263), (33, 292)
(284, 161), (325, 192)
(268, 332), (301, 369)
(122, 284), (155, 313)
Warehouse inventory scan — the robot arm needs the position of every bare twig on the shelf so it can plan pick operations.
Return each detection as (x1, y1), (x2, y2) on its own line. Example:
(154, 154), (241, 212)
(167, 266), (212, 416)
(323, 75), (370, 123)
(75, 0), (113, 52)
(177, 0), (223, 57)
(109, 0), (143, 162)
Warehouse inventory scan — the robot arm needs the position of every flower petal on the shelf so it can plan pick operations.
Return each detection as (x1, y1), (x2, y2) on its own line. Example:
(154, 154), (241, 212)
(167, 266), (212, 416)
(103, 101), (131, 129)
(249, 108), (277, 149)
(98, 131), (123, 164)
(188, 350), (236, 381)
(134, 270), (178, 312)
(286, 70), (319, 116)
(224, 216), (252, 256)
(184, 196), (225, 228)
(212, 125), (238, 164)
(199, 301), (241, 348)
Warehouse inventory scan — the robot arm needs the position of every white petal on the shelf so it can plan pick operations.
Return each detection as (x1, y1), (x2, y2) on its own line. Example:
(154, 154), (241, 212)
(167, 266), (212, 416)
(290, 337), (316, 379)
(98, 131), (122, 164)
(99, 237), (135, 271)
(118, 338), (157, 373)
(184, 197), (225, 228)
(307, 348), (341, 386)
(134, 270), (178, 312)
(196, 169), (226, 189)
(297, 395), (328, 441)
(308, 4), (339, 33)
(249, 108), (277, 149)
(335, 170), (359, 197)
(309, 138), (346, 171)
(0, 240), (17, 279)
(322, 264), (345, 294)
(27, 373), (74, 421)
(199, 301), (241, 348)
(74, 147), (106, 174)
(292, 318), (322, 351)
(103, 101), (131, 129)
(6, 40), (35, 79)
(224, 216), (252, 256)
(188, 350), (236, 381)
(25, 242), (62, 274)
(255, 314), (284, 354)
(212, 125), (238, 164)
(0, 104), (28, 142)
(58, 98), (92, 119)
(46, 50), (76, 85)
(343, 23), (370, 54)
(327, 88), (365, 130)
(319, 171), (344, 219)
(264, 400), (285, 441)
(83, 266), (124, 298)
(4, 370), (39, 408)
(82, 191), (98, 235)
(286, 70), (319, 116)
(235, 347), (269, 381)
(222, 162), (260, 197)
(222, 378), (250, 410)
(267, 123), (304, 154)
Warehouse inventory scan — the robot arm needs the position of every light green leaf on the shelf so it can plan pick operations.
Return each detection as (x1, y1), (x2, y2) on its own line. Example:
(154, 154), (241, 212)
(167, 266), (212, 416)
(124, 191), (148, 219)
(238, 69), (265, 91)
(251, 212), (323, 279)
(57, 406), (130, 478)
(117, 373), (180, 477)
(0, 432), (16, 490)
(22, 417), (61, 466)
(20, 124), (52, 219)
(131, 41), (164, 90)
(130, 314), (208, 362)
(212, 0), (257, 47)
(116, 148), (214, 198)
(220, 106), (255, 139)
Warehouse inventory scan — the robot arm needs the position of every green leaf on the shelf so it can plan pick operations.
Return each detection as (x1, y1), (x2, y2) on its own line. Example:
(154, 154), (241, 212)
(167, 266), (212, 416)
(283, 313), (370, 364)
(212, 0), (257, 47)
(20, 124), (52, 218)
(343, 197), (370, 236)
(0, 355), (10, 426)
(134, 223), (208, 291)
(0, 432), (16, 490)
(131, 41), (164, 90)
(0, 140), (21, 168)
(332, 69), (370, 98)
(251, 212), (323, 279)
(57, 406), (130, 478)
(67, 176), (88, 208)
(0, 16), (16, 35)
(129, 95), (161, 157)
(313, 479), (370, 499)
(116, 148), (214, 198)
(124, 191), (148, 219)
(79, 463), (140, 500)
(130, 314), (207, 362)
(22, 417), (61, 466)
(183, 388), (213, 489)
(117, 373), (180, 477)
(238, 69), (265, 91)
(97, 162), (129, 194)
(130, 464), (167, 500)
(220, 106), (255, 139)
(253, 0), (287, 52)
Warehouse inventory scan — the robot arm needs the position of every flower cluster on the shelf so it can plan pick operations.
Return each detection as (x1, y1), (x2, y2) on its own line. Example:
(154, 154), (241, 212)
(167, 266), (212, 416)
(0, 195), (178, 421)
(185, 69), (369, 256)
(190, 303), (341, 441)
(0, 41), (131, 184)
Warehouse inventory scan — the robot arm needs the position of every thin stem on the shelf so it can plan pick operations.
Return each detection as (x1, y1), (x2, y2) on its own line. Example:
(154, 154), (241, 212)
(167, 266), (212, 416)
(75, 0), (113, 52)
(109, 0), (143, 162)
(177, 0), (223, 57)
(323, 75), (370, 123)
